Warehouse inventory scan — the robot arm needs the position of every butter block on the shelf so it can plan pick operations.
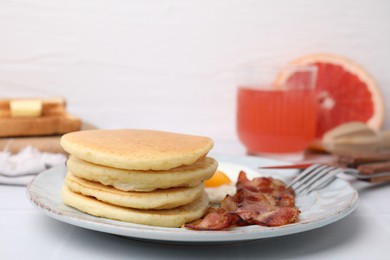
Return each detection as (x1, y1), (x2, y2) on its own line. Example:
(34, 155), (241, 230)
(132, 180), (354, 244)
(10, 100), (43, 117)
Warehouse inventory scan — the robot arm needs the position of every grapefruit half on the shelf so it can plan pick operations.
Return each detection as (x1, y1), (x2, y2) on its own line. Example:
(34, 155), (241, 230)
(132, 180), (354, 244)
(275, 53), (385, 138)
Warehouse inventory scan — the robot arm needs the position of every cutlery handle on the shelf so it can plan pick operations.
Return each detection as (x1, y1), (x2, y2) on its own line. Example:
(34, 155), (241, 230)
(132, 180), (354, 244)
(380, 129), (390, 149)
(338, 152), (390, 167)
(367, 176), (390, 182)
(360, 174), (390, 183)
(357, 162), (390, 183)
(357, 162), (390, 174)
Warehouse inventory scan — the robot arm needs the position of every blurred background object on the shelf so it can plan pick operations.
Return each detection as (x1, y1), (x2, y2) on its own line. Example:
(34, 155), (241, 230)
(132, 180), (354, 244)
(0, 0), (389, 154)
(0, 97), (86, 153)
(237, 65), (318, 155)
(0, 97), (81, 137)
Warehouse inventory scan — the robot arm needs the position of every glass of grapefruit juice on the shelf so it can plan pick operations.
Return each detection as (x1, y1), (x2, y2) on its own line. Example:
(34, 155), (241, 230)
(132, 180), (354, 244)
(237, 65), (318, 156)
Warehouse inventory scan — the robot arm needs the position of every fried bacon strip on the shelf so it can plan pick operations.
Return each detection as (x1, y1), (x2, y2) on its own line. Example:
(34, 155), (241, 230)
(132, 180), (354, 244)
(185, 171), (300, 230)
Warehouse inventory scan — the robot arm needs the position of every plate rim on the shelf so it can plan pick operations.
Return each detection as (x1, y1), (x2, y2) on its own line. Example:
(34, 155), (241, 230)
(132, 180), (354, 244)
(26, 154), (359, 243)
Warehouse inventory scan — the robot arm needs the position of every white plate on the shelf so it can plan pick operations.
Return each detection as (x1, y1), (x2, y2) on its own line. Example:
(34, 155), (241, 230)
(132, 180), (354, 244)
(27, 154), (358, 243)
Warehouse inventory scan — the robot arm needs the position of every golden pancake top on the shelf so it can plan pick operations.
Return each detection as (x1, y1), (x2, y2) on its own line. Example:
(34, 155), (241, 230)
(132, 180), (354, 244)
(61, 129), (214, 170)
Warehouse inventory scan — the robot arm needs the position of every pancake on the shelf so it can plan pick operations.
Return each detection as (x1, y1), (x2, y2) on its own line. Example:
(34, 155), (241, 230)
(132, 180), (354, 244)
(67, 156), (217, 191)
(61, 129), (214, 171)
(61, 185), (209, 228)
(65, 172), (205, 209)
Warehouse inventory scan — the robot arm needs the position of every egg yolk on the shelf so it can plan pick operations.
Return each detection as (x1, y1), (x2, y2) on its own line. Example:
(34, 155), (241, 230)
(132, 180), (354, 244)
(205, 170), (231, 187)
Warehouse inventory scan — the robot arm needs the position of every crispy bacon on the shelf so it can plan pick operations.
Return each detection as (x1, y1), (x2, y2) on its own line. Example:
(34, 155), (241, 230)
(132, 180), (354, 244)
(185, 171), (300, 230)
(184, 207), (243, 230)
(236, 171), (296, 207)
(184, 208), (230, 230)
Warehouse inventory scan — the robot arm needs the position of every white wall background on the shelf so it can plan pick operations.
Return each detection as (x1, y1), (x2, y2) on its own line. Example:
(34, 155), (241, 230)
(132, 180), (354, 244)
(1, 0), (389, 148)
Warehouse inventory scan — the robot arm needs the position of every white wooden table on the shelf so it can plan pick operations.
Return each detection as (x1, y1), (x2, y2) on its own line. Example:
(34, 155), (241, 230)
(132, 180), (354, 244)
(1, 140), (390, 260)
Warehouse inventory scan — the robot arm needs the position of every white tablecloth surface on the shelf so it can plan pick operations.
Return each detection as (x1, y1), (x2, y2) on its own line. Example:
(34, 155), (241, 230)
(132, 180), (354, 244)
(1, 140), (390, 260)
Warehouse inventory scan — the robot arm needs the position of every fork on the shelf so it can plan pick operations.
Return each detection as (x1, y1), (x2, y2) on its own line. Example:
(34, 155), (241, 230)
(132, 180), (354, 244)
(287, 164), (390, 195)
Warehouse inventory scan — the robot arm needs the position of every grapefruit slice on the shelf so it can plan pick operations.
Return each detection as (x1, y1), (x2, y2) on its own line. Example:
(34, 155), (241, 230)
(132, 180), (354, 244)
(275, 53), (385, 137)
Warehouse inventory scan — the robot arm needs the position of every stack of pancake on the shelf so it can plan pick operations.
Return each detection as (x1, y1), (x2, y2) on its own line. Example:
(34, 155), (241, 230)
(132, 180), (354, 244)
(60, 129), (217, 228)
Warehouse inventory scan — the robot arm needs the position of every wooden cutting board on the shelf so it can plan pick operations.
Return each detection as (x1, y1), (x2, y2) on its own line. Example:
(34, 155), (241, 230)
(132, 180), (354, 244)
(0, 122), (95, 154)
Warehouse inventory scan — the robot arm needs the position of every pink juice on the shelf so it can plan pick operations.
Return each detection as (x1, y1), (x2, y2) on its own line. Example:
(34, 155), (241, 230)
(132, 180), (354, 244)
(237, 87), (318, 154)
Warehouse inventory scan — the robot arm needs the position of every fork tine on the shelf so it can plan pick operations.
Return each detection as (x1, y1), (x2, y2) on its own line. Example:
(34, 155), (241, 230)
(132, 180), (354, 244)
(294, 166), (336, 194)
(306, 169), (341, 193)
(290, 164), (331, 190)
(287, 164), (322, 188)
(287, 163), (390, 195)
(295, 165), (335, 191)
